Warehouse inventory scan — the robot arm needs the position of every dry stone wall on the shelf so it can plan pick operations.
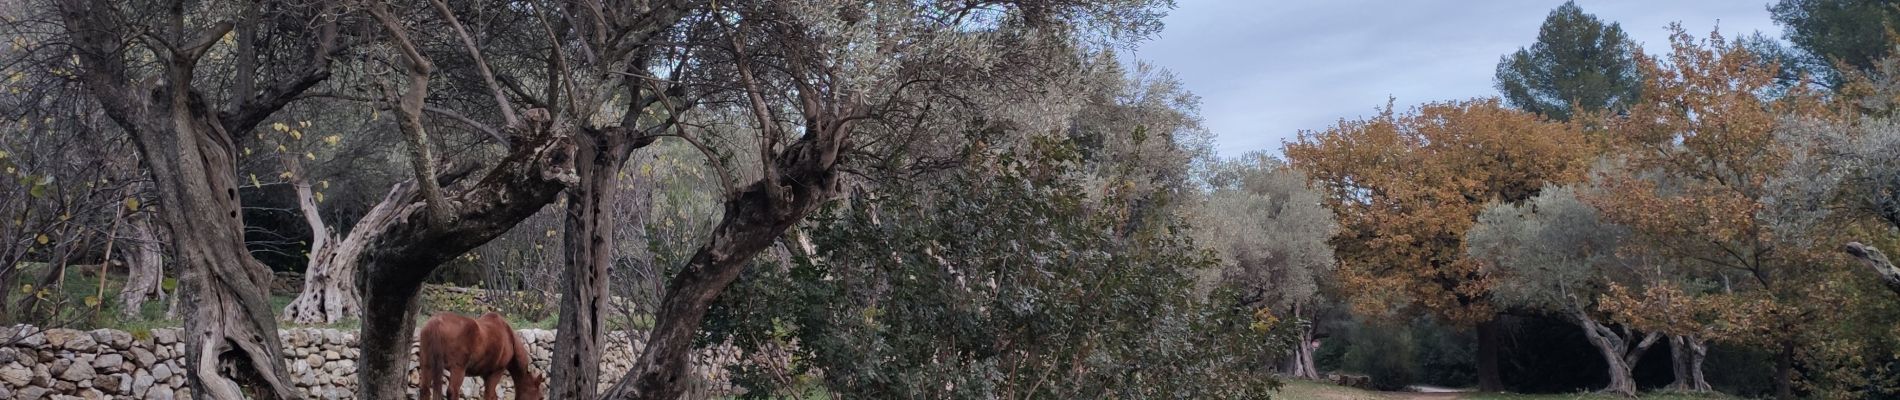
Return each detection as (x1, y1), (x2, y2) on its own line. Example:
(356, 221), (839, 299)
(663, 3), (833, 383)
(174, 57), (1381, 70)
(0, 325), (739, 400)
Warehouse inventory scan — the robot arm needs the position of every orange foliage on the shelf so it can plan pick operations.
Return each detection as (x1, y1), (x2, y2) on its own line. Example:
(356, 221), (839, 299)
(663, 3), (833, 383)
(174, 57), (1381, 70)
(1286, 99), (1593, 325)
(1588, 27), (1844, 346)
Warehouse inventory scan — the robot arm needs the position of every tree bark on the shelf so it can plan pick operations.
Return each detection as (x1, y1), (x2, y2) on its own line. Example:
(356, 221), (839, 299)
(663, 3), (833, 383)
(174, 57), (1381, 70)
(355, 110), (580, 400)
(601, 146), (846, 400)
(117, 213), (166, 319)
(1576, 311), (1660, 398)
(1774, 339), (1796, 400)
(54, 0), (339, 396)
(1282, 302), (1321, 380)
(550, 129), (634, 400)
(1476, 319), (1505, 392)
(1668, 334), (1711, 392)
(281, 167), (427, 324)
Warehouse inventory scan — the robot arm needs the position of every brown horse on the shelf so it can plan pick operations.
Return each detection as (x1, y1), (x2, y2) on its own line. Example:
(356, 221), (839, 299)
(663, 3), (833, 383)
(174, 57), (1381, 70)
(417, 312), (545, 400)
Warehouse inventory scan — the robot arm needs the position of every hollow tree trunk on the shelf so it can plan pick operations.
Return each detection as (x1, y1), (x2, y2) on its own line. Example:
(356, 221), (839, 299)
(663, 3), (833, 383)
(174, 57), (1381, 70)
(1576, 311), (1660, 398)
(55, 0), (338, 396)
(117, 213), (166, 319)
(1668, 334), (1710, 392)
(146, 99), (300, 399)
(354, 111), (580, 400)
(281, 171), (420, 324)
(1476, 319), (1505, 392)
(550, 129), (635, 400)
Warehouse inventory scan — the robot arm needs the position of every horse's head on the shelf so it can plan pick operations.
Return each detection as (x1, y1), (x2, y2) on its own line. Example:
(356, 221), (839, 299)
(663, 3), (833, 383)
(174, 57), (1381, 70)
(517, 372), (546, 400)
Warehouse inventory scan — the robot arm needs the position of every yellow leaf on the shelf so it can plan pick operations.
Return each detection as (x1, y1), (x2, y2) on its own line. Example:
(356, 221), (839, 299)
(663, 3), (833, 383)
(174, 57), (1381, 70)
(35, 234), (48, 245)
(324, 135), (341, 146)
(315, 192), (324, 203)
(19, 284), (31, 294)
(250, 173), (262, 188)
(319, 180), (330, 189)
(125, 197), (140, 211)
(271, 122), (289, 132)
(300, 120), (311, 128)
(243, 147), (253, 156)
(276, 145), (287, 153)
(371, 110), (379, 121)
(289, 130), (302, 140)
(83, 296), (100, 308)
(279, 171), (293, 179)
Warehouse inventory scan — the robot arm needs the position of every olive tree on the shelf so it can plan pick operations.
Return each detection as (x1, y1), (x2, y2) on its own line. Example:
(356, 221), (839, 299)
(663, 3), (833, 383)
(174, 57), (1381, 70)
(1195, 152), (1337, 379)
(1468, 184), (1661, 397)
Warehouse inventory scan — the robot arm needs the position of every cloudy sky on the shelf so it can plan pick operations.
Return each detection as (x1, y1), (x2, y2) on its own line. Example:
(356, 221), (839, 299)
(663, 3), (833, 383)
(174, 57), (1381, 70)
(1128, 0), (1782, 157)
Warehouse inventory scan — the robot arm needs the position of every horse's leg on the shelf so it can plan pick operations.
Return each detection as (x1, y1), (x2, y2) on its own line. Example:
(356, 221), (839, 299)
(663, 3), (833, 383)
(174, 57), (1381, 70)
(482, 373), (501, 400)
(446, 367), (468, 400)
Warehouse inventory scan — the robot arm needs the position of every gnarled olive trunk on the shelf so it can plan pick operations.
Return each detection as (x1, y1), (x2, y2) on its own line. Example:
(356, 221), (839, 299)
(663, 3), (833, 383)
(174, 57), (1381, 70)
(602, 145), (845, 400)
(1576, 311), (1660, 398)
(55, 0), (338, 396)
(1668, 334), (1710, 392)
(1282, 302), (1321, 380)
(354, 112), (579, 400)
(282, 169), (423, 325)
(549, 129), (640, 400)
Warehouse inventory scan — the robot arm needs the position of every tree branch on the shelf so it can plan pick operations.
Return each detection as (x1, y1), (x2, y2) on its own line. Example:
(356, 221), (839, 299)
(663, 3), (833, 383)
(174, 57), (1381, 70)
(368, 0), (452, 227)
(425, 0), (519, 128)
(1846, 242), (1900, 298)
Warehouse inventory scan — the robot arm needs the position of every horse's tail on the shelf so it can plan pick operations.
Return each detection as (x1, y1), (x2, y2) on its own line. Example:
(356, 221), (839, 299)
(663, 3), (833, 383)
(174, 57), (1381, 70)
(418, 329), (439, 400)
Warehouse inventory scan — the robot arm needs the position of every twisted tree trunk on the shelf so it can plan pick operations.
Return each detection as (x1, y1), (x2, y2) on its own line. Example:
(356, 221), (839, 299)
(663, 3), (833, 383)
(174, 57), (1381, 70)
(354, 110), (581, 400)
(54, 0), (339, 396)
(549, 129), (636, 400)
(1576, 311), (1660, 397)
(280, 165), (426, 324)
(1282, 302), (1321, 380)
(602, 138), (847, 400)
(1668, 334), (1711, 392)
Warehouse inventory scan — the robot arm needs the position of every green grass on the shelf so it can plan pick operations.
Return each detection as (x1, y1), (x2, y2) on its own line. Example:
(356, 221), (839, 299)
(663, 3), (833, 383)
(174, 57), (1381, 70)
(1273, 380), (1738, 400)
(3, 262), (194, 334)
(3, 263), (622, 333)
(1275, 379), (1402, 399)
(1464, 392), (1733, 400)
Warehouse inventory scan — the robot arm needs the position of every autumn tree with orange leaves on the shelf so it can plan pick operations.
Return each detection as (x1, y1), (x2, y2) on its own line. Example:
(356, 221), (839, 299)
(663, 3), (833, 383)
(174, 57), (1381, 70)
(1286, 99), (1593, 392)
(1585, 26), (1853, 400)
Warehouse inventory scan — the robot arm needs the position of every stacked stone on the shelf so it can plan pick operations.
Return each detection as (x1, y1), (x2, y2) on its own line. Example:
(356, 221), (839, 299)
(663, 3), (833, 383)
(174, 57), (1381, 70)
(1, 325), (740, 400)
(0, 327), (190, 400)
(283, 328), (359, 399)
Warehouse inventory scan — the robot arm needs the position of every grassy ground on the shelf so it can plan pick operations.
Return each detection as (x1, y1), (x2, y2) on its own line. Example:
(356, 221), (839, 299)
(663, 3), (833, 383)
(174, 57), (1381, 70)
(1274, 380), (1738, 400)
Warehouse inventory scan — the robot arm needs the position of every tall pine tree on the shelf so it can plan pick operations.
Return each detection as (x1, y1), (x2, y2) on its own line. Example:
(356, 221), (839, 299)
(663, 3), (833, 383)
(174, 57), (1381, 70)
(1495, 1), (1641, 121)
